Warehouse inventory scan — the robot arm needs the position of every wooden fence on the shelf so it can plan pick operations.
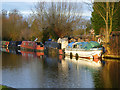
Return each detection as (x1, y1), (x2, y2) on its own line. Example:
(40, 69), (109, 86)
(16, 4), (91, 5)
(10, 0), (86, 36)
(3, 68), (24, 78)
(109, 34), (120, 56)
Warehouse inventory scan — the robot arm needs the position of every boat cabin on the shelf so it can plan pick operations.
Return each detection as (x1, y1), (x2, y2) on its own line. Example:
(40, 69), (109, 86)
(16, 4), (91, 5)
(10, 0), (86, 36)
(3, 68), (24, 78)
(21, 41), (44, 51)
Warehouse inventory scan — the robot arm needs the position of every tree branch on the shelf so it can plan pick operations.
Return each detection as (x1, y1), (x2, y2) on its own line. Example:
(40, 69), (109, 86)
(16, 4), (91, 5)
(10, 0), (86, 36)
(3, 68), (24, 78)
(94, 3), (106, 23)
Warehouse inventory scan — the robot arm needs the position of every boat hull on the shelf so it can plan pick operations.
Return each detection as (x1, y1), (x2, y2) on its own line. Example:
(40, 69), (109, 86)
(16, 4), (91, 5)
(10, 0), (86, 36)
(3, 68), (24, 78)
(36, 45), (44, 51)
(65, 48), (102, 59)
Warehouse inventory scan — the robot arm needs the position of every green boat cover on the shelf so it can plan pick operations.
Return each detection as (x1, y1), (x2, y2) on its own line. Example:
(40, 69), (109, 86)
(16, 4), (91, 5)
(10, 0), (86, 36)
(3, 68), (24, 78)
(75, 41), (102, 50)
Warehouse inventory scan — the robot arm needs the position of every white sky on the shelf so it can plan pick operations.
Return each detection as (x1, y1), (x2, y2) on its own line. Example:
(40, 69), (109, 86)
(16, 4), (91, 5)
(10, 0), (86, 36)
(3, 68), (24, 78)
(1, 0), (94, 3)
(1, 1), (92, 19)
(1, 0), (119, 2)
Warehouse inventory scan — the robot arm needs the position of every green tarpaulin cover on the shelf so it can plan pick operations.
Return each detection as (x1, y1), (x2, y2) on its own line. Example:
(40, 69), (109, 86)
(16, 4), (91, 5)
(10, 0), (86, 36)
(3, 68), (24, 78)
(74, 41), (101, 50)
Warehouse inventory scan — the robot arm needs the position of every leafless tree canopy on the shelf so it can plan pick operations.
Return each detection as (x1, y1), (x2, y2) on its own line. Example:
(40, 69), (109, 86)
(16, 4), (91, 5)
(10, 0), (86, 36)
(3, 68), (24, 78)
(31, 2), (84, 40)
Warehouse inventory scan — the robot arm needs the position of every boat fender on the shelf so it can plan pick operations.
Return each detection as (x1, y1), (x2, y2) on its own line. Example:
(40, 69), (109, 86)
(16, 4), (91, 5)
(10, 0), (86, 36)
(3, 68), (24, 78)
(70, 52), (72, 59)
(59, 49), (63, 55)
(93, 54), (99, 59)
(102, 47), (106, 54)
(93, 58), (99, 63)
(76, 53), (78, 60)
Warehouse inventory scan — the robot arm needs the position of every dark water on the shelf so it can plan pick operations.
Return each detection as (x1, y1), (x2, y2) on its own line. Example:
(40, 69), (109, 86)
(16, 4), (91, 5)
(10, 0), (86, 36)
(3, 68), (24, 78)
(1, 48), (120, 88)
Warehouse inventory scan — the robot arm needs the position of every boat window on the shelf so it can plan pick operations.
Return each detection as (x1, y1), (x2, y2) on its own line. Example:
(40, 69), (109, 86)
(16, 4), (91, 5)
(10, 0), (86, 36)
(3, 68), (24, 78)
(29, 43), (32, 46)
(24, 43), (25, 45)
(36, 42), (43, 47)
(73, 45), (77, 48)
(36, 42), (40, 45)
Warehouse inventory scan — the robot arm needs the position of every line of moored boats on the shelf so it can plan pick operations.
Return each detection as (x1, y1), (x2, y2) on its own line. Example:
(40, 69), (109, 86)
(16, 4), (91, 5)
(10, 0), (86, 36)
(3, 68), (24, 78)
(1, 41), (44, 51)
(1, 40), (105, 61)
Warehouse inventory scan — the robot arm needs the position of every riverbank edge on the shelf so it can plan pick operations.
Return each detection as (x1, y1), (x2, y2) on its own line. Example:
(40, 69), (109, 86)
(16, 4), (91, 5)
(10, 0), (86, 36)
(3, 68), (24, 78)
(102, 55), (120, 60)
(0, 84), (16, 90)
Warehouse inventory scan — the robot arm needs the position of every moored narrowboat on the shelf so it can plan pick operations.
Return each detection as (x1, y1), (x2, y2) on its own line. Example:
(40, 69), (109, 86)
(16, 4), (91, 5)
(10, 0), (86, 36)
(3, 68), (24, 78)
(2, 41), (9, 48)
(20, 41), (44, 51)
(20, 41), (36, 51)
(8, 41), (22, 49)
(44, 40), (63, 55)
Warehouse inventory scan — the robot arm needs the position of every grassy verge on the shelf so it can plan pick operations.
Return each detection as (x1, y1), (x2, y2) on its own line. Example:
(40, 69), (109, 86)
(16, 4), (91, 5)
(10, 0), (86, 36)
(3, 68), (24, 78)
(0, 85), (16, 90)
(0, 85), (8, 89)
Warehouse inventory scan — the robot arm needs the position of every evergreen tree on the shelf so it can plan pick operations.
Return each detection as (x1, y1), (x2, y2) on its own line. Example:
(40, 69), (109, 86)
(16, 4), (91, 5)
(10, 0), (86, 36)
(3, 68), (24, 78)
(91, 2), (120, 42)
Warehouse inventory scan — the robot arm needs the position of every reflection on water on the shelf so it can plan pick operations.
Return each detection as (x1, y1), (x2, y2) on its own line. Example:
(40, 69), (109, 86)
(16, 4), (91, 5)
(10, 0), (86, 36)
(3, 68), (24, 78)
(1, 48), (120, 88)
(100, 60), (120, 88)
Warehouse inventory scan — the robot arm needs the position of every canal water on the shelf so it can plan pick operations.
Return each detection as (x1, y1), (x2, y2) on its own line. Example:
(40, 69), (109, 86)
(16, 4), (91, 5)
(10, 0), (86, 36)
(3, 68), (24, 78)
(1, 48), (120, 88)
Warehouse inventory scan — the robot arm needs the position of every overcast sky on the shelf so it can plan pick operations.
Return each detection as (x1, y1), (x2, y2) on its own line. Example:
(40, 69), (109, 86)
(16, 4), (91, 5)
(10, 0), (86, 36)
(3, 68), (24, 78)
(1, 1), (92, 19)
(2, 0), (94, 2)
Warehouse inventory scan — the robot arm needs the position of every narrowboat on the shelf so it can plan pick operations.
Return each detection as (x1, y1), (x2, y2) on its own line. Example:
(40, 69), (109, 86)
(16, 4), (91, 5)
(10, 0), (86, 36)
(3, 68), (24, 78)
(2, 41), (9, 48)
(44, 41), (60, 49)
(20, 41), (44, 51)
(65, 41), (103, 59)
(8, 41), (22, 49)
(44, 40), (63, 55)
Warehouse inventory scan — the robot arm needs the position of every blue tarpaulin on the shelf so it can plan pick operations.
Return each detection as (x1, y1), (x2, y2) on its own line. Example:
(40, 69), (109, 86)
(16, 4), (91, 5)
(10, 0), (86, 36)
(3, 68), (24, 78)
(68, 42), (74, 48)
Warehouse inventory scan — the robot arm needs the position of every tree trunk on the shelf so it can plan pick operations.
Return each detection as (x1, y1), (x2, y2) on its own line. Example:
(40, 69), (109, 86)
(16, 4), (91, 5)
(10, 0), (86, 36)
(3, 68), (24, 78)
(109, 3), (114, 35)
(109, 17), (112, 34)
(106, 2), (109, 43)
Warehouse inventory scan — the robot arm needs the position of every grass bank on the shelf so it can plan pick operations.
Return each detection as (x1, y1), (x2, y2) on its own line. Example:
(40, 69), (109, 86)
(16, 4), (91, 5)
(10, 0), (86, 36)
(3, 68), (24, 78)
(0, 85), (16, 90)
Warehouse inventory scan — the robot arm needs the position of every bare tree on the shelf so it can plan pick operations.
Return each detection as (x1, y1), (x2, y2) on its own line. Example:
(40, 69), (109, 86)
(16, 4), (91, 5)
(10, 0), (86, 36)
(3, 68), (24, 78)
(2, 9), (29, 41)
(31, 1), (83, 41)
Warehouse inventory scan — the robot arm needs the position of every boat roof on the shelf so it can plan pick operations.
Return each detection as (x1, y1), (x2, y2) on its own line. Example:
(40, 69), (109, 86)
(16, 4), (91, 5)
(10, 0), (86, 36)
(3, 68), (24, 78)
(70, 41), (101, 50)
